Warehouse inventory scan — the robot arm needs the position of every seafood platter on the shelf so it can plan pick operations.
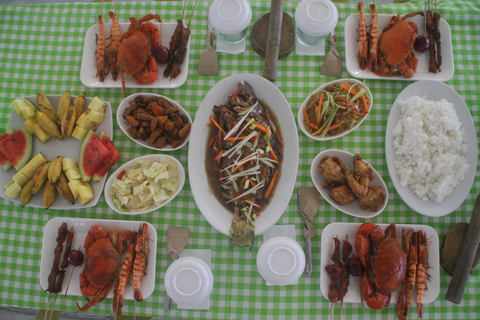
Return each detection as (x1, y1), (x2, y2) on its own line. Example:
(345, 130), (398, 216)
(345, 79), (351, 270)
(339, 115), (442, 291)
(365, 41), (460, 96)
(1, 0), (478, 319)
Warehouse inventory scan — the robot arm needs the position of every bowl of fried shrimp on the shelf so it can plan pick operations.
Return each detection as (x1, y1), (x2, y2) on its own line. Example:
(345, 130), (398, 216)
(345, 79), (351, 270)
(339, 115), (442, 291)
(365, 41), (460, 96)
(298, 78), (373, 141)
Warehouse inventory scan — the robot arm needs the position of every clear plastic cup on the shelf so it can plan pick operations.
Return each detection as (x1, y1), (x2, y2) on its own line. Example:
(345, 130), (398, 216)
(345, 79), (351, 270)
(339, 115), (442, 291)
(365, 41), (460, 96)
(164, 256), (214, 305)
(209, 0), (252, 44)
(295, 0), (339, 47)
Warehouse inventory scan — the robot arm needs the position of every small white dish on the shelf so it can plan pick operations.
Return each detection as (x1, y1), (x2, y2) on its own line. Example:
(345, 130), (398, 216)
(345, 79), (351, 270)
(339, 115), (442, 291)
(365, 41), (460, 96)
(320, 222), (440, 304)
(385, 81), (477, 217)
(117, 93), (192, 151)
(257, 236), (305, 286)
(104, 154), (185, 215)
(80, 22), (190, 89)
(311, 149), (388, 218)
(344, 13), (454, 81)
(164, 256), (214, 306)
(298, 78), (372, 141)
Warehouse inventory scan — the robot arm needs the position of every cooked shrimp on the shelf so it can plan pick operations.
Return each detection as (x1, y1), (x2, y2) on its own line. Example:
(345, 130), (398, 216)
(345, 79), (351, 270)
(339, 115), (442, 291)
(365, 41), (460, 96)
(132, 224), (149, 302)
(107, 11), (121, 81)
(358, 1), (369, 70)
(112, 232), (137, 315)
(368, 2), (379, 71)
(416, 231), (429, 318)
(95, 15), (106, 82)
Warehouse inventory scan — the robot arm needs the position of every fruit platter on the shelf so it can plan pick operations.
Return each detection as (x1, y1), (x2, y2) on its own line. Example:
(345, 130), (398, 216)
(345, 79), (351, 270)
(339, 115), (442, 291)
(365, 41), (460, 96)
(0, 0), (479, 320)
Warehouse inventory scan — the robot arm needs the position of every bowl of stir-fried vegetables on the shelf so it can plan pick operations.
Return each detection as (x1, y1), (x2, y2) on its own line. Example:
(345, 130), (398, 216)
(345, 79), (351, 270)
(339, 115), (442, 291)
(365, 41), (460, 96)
(298, 79), (373, 141)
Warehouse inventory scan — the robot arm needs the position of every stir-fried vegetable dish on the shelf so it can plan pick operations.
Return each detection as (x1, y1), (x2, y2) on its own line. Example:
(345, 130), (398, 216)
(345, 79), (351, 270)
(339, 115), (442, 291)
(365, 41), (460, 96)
(205, 81), (283, 247)
(303, 81), (371, 138)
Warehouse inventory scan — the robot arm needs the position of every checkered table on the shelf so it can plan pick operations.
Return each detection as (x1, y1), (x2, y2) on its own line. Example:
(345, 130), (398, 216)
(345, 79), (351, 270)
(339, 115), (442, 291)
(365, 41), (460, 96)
(0, 0), (479, 319)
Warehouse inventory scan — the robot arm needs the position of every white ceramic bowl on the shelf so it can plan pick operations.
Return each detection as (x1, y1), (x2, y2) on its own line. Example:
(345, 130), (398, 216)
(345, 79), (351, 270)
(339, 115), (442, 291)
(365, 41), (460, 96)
(117, 93), (192, 151)
(298, 78), (373, 141)
(104, 154), (185, 215)
(164, 256), (214, 305)
(311, 149), (388, 218)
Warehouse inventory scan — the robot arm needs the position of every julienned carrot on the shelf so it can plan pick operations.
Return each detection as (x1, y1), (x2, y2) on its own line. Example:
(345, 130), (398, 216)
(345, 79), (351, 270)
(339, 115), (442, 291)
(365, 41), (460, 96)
(308, 122), (319, 131)
(264, 170), (279, 199)
(328, 123), (341, 131)
(253, 122), (269, 134)
(361, 94), (369, 113)
(317, 93), (324, 123)
(267, 141), (278, 161)
(225, 135), (252, 142)
(245, 199), (261, 208)
(311, 103), (318, 113)
(209, 115), (226, 135)
(340, 83), (371, 104)
(304, 105), (311, 124)
(276, 131), (284, 147)
(214, 149), (223, 162)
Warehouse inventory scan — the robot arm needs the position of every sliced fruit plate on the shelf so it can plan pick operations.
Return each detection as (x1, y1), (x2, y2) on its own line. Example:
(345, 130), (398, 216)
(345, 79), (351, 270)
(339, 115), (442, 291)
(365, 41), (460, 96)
(0, 93), (116, 210)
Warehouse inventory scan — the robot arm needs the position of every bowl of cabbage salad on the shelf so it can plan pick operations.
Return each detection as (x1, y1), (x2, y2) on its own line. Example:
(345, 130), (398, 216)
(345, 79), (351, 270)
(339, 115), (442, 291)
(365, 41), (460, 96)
(104, 154), (185, 214)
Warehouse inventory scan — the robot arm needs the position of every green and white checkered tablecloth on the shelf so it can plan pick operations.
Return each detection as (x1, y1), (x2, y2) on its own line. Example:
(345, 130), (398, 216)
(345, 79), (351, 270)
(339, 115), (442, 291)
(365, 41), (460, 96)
(0, 0), (479, 319)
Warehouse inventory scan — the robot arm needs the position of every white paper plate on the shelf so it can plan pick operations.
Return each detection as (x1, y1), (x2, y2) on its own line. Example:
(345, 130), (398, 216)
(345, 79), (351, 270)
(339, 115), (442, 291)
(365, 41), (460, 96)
(40, 217), (157, 300)
(104, 154), (185, 215)
(385, 80), (477, 217)
(311, 149), (388, 218)
(320, 222), (440, 304)
(0, 95), (112, 209)
(116, 93), (192, 151)
(345, 13), (453, 81)
(188, 73), (299, 236)
(80, 22), (189, 89)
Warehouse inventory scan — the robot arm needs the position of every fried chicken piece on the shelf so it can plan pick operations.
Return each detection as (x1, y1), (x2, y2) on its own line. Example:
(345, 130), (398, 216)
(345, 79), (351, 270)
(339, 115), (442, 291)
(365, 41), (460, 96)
(330, 185), (356, 205)
(346, 170), (370, 199)
(359, 186), (386, 211)
(353, 154), (375, 180)
(319, 156), (347, 188)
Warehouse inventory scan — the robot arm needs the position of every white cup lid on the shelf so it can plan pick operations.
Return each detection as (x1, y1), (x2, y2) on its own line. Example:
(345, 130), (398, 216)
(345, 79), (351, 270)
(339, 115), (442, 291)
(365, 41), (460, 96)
(209, 0), (252, 35)
(164, 256), (213, 305)
(295, 0), (339, 37)
(257, 236), (305, 286)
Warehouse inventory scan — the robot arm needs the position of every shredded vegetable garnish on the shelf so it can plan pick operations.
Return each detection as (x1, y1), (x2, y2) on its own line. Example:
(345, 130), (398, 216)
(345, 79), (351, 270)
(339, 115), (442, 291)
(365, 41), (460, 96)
(303, 82), (370, 138)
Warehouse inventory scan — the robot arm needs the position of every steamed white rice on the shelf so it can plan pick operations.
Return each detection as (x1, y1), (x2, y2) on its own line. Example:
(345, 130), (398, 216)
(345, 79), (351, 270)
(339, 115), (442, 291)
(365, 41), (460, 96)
(392, 95), (469, 203)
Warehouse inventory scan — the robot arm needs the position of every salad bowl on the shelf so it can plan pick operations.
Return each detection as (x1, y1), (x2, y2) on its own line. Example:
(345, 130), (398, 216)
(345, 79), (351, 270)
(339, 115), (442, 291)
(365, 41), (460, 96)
(104, 154), (185, 215)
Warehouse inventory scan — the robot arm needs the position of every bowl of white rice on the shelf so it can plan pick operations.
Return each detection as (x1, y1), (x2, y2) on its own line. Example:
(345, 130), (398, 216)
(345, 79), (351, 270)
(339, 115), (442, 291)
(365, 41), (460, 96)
(385, 81), (478, 217)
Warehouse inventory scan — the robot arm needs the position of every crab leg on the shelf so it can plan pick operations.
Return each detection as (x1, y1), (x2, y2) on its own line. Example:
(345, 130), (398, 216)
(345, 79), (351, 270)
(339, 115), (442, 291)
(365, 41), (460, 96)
(357, 1), (368, 70)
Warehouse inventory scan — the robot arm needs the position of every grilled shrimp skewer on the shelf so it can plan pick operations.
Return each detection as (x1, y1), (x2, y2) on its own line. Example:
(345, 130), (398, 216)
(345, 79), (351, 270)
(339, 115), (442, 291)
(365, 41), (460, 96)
(95, 1), (106, 82)
(107, 11), (121, 81)
(133, 224), (150, 302)
(357, 1), (368, 70)
(368, 1), (378, 71)
(113, 232), (137, 316)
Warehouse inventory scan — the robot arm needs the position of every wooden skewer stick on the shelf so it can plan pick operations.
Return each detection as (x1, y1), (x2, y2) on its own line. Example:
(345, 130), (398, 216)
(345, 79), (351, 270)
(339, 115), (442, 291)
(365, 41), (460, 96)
(358, 277), (365, 313)
(43, 293), (52, 320)
(48, 294), (59, 320)
(187, 0), (199, 28)
(330, 302), (334, 320)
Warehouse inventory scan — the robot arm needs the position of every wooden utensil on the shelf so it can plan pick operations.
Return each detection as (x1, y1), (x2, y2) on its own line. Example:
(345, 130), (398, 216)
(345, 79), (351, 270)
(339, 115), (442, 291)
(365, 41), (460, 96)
(445, 193), (480, 304)
(198, 8), (219, 76)
(263, 0), (284, 82)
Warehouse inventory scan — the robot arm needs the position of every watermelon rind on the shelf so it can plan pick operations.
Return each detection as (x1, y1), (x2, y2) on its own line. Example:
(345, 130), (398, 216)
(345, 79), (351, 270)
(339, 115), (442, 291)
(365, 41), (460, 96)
(78, 130), (112, 182)
(92, 131), (121, 182)
(0, 128), (15, 171)
(0, 127), (33, 171)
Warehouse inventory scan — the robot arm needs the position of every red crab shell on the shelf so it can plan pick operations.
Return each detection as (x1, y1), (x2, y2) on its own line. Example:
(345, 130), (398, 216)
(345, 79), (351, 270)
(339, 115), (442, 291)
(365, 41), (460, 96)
(84, 238), (120, 286)
(378, 19), (418, 65)
(117, 31), (149, 76)
(373, 237), (407, 295)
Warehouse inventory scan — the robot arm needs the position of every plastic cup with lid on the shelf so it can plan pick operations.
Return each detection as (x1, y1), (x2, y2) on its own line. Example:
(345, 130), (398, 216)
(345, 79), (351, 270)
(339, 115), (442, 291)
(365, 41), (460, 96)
(295, 0), (339, 47)
(209, 0), (252, 44)
(164, 256), (214, 305)
(256, 236), (306, 286)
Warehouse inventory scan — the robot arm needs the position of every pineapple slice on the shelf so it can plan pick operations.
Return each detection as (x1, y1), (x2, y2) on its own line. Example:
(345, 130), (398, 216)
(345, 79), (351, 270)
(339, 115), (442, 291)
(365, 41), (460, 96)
(12, 153), (48, 187)
(63, 157), (82, 181)
(33, 123), (51, 143)
(86, 97), (106, 113)
(72, 96), (106, 141)
(72, 126), (88, 141)
(24, 118), (38, 134)
(5, 181), (22, 199)
(77, 183), (94, 205)
(68, 180), (83, 199)
(86, 110), (105, 124)
(12, 98), (37, 120)
(12, 170), (31, 187)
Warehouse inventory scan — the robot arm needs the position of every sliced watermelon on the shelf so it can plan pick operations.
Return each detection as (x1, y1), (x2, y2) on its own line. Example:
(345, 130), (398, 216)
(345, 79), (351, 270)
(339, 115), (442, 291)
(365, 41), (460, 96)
(92, 131), (121, 182)
(0, 129), (15, 170)
(78, 130), (112, 182)
(0, 127), (33, 171)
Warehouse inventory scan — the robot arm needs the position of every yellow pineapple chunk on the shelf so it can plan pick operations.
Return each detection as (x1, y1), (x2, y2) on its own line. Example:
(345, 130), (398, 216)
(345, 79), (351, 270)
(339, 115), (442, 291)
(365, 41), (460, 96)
(72, 126), (88, 141)
(24, 118), (38, 134)
(33, 123), (51, 143)
(86, 110), (105, 124)
(5, 181), (22, 199)
(77, 183), (94, 205)
(68, 180), (83, 199)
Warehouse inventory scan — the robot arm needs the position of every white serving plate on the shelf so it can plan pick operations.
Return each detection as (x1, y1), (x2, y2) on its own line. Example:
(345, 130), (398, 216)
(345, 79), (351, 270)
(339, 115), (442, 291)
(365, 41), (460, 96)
(188, 73), (299, 236)
(385, 81), (477, 217)
(0, 95), (112, 209)
(320, 222), (440, 304)
(104, 154), (185, 215)
(345, 13), (454, 81)
(40, 217), (157, 300)
(116, 93), (192, 151)
(311, 149), (388, 218)
(297, 78), (373, 141)
(80, 22), (189, 89)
